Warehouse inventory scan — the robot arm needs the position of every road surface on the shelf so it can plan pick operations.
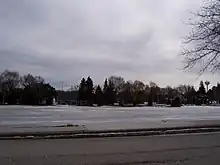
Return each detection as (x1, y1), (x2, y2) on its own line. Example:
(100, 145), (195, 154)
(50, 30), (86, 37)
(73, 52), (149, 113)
(1, 133), (220, 164)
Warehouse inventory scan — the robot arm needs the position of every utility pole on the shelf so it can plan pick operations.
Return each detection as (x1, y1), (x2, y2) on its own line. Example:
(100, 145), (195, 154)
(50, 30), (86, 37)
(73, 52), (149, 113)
(61, 82), (64, 91)
(2, 93), (4, 104)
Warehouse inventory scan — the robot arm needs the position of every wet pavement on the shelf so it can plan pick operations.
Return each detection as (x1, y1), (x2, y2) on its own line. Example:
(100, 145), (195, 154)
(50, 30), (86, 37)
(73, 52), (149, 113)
(1, 133), (220, 165)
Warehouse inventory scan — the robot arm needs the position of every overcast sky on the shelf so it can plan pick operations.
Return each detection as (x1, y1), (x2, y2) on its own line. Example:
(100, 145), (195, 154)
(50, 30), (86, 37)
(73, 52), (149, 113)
(0, 0), (219, 89)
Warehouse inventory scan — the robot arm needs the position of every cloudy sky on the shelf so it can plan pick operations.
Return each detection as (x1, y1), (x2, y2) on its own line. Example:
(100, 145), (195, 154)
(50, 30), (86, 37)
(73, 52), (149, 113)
(0, 0), (219, 89)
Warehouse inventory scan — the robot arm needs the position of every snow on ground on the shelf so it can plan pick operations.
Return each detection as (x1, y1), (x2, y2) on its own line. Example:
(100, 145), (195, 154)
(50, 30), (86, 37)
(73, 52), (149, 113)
(1, 105), (220, 129)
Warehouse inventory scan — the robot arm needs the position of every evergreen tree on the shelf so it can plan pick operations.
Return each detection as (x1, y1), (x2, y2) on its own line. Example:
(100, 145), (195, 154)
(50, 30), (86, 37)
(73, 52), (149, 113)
(198, 81), (206, 95)
(103, 78), (108, 92)
(105, 80), (116, 105)
(95, 85), (104, 106)
(78, 78), (86, 104)
(103, 78), (108, 105)
(86, 76), (94, 105)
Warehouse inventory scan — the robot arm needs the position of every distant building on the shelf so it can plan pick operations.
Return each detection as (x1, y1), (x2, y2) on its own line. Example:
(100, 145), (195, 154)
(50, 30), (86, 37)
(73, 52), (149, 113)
(57, 90), (78, 105)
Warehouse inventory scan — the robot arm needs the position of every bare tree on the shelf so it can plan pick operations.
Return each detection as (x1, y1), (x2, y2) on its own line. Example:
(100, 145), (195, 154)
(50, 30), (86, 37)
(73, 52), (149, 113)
(0, 70), (20, 92)
(149, 81), (158, 88)
(22, 74), (36, 88)
(133, 80), (145, 91)
(108, 76), (125, 92)
(0, 70), (20, 104)
(21, 74), (44, 88)
(176, 85), (193, 96)
(73, 85), (79, 91)
(181, 0), (220, 74)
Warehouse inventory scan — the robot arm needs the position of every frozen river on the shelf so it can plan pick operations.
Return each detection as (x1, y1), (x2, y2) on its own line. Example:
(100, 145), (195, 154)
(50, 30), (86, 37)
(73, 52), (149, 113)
(1, 105), (220, 130)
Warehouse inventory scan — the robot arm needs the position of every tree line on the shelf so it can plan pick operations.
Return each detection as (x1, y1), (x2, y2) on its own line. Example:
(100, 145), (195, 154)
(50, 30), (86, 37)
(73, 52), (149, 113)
(0, 70), (56, 105)
(77, 76), (220, 107)
(1, 69), (220, 107)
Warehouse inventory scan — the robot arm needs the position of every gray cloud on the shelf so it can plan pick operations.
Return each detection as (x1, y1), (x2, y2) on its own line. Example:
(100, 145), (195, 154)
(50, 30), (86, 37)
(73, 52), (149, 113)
(1, 0), (216, 88)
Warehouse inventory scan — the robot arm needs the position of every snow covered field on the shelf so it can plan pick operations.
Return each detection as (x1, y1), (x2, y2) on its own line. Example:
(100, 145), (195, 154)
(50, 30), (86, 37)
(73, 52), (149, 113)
(1, 105), (220, 130)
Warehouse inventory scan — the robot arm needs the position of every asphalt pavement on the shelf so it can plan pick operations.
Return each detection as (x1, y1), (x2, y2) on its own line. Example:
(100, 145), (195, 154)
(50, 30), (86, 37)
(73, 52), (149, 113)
(1, 132), (220, 165)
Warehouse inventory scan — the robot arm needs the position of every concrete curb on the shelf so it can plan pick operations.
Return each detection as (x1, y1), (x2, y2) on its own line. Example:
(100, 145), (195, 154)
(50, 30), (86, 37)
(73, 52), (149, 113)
(1, 125), (220, 140)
